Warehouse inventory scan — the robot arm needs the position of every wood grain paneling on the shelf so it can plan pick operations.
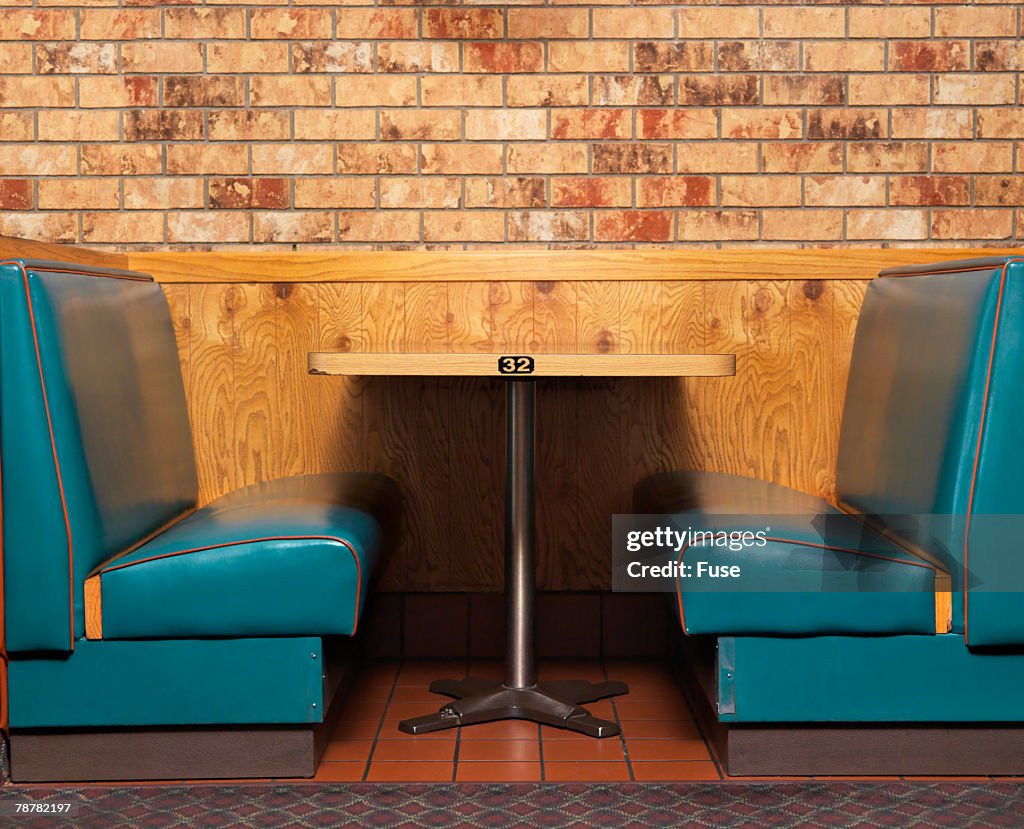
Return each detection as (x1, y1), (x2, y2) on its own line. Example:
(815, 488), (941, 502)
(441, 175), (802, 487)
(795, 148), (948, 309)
(166, 278), (869, 591)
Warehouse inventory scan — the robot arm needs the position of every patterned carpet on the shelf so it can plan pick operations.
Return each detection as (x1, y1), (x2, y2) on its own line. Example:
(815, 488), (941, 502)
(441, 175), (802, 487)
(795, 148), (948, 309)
(3, 782), (1022, 828)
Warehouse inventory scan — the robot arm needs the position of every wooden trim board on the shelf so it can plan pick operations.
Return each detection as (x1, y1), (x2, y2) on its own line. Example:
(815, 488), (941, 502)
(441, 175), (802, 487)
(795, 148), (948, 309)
(309, 352), (737, 377)
(0, 235), (127, 270)
(129, 248), (1023, 284)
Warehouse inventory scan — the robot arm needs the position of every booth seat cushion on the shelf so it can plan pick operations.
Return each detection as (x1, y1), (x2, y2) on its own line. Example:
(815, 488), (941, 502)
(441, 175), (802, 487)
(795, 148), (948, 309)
(634, 471), (940, 636)
(90, 473), (399, 640)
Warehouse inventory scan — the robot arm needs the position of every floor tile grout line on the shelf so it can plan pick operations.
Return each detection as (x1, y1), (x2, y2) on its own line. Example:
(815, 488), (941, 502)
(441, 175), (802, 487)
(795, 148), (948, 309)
(538, 723), (545, 782)
(361, 662), (401, 783)
(604, 658), (636, 782)
(668, 659), (726, 781)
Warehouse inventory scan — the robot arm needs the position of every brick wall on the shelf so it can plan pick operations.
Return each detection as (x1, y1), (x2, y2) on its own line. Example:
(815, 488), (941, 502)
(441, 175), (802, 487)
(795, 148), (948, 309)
(1, 2), (1022, 249)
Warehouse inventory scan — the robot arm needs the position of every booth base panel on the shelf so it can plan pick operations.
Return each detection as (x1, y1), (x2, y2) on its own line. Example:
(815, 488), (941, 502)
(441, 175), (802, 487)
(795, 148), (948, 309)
(675, 635), (1024, 777)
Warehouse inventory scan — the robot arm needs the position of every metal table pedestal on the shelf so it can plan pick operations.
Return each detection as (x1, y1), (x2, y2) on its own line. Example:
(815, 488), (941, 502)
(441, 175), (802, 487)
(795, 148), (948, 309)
(398, 380), (628, 738)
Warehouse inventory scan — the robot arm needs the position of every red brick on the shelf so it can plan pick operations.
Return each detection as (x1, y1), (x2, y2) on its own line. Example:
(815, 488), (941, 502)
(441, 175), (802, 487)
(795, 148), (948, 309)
(209, 178), (289, 210)
(764, 75), (845, 106)
(890, 42), (969, 73)
(167, 212), (249, 245)
(122, 42), (204, 74)
(676, 143), (757, 174)
(80, 9), (159, 39)
(933, 143), (1013, 173)
(0, 213), (76, 244)
(294, 178), (376, 210)
(507, 143), (588, 175)
(677, 209), (757, 242)
(763, 143), (843, 174)
(848, 75), (929, 106)
(382, 110), (461, 142)
(0, 44), (33, 74)
(208, 110), (290, 142)
(595, 210), (673, 243)
(593, 8), (675, 40)
(125, 110), (204, 142)
(634, 42), (713, 73)
(849, 8), (931, 39)
(637, 109), (717, 140)
(551, 177), (631, 209)
(36, 43), (116, 74)
(764, 8), (843, 39)
(296, 110), (376, 142)
(0, 145), (75, 176)
(208, 43), (289, 75)
(251, 9), (332, 40)
(82, 212), (164, 245)
(932, 209), (1013, 240)
(552, 109), (631, 141)
(508, 211), (588, 243)
(123, 178), (204, 211)
(381, 177), (460, 210)
(0, 77), (74, 108)
(679, 76), (758, 106)
(507, 75), (589, 107)
(38, 178), (120, 211)
(252, 144), (333, 176)
(807, 109), (886, 140)
(0, 9), (76, 40)
(338, 144), (419, 175)
(465, 43), (544, 74)
(339, 76), (418, 108)
(508, 9), (588, 40)
(637, 177), (714, 208)
(379, 43), (459, 73)
(846, 209), (928, 241)
(164, 9), (244, 40)
(251, 76), (331, 108)
(594, 76), (673, 107)
(847, 142), (928, 173)
(167, 144), (249, 176)
(721, 176), (801, 207)
(81, 144), (163, 176)
(38, 111), (119, 143)
(339, 9), (419, 39)
(254, 212), (333, 244)
(552, 41), (631, 73)
(294, 43), (373, 74)
(425, 9), (504, 39)
(164, 76), (245, 108)
(424, 211), (504, 243)
(762, 209), (842, 241)
(0, 180), (32, 211)
(935, 7), (1016, 38)
(978, 110), (1024, 139)
(718, 42), (799, 73)
(339, 211), (420, 243)
(722, 109), (802, 140)
(891, 109), (973, 140)
(466, 177), (547, 209)
(890, 176), (970, 207)
(803, 42), (884, 73)
(975, 177), (1024, 207)
(975, 41), (1024, 72)
(934, 74), (1016, 106)
(79, 76), (158, 109)
(592, 144), (672, 175)
(678, 8), (759, 40)
(805, 176), (886, 208)
(423, 145), (505, 175)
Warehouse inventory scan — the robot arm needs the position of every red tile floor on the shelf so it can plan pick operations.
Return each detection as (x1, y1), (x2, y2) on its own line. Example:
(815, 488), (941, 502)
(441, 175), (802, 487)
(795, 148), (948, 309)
(316, 660), (720, 783)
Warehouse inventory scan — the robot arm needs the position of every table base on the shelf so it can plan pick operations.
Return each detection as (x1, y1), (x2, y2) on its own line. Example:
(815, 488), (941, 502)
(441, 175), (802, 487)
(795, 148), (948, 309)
(397, 678), (629, 737)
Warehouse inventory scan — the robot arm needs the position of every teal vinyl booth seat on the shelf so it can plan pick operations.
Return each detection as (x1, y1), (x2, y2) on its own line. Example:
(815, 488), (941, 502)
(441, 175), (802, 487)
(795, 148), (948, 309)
(635, 256), (1024, 775)
(0, 258), (399, 781)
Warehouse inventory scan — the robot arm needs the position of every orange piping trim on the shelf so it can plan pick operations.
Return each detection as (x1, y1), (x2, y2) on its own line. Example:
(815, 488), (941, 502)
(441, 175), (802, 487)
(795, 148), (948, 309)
(962, 258), (1024, 645)
(880, 263), (1012, 279)
(1, 259), (153, 652)
(99, 535), (365, 635)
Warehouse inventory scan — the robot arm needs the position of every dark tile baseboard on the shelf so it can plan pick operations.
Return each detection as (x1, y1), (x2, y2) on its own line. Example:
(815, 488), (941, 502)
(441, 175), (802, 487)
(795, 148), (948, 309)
(360, 591), (671, 661)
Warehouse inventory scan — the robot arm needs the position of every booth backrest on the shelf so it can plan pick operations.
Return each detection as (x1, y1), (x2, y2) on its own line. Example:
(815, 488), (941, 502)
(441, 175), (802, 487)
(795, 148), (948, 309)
(837, 257), (1024, 646)
(1, 260), (198, 652)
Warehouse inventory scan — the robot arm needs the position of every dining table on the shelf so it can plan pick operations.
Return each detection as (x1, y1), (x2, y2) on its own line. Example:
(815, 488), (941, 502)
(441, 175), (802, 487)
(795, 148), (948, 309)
(309, 350), (736, 737)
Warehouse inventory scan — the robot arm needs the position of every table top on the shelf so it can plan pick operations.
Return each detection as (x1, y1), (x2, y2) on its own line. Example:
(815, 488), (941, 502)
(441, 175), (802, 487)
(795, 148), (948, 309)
(308, 352), (736, 378)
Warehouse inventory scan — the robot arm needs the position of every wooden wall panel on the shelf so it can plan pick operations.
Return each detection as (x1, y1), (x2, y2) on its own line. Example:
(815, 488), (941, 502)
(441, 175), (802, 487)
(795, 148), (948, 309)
(167, 278), (869, 592)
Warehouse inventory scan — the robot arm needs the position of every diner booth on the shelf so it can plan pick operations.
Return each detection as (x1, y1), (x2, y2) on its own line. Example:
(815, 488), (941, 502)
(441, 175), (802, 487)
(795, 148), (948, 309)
(2, 234), (1024, 787)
